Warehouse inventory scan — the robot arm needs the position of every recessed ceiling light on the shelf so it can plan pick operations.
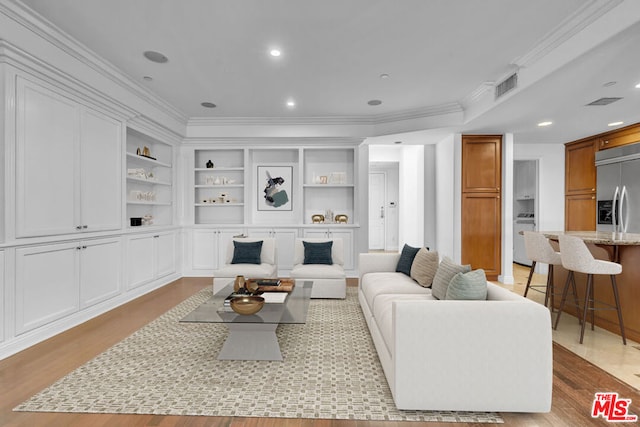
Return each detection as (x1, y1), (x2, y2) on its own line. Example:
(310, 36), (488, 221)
(142, 76), (153, 82)
(201, 102), (217, 108)
(143, 51), (168, 63)
(368, 99), (382, 106)
(394, 141), (402, 144)
(608, 121), (624, 127)
(537, 121), (553, 127)
(270, 49), (282, 57)
(635, 82), (640, 89)
(380, 73), (390, 79)
(286, 99), (296, 108)
(603, 81), (617, 87)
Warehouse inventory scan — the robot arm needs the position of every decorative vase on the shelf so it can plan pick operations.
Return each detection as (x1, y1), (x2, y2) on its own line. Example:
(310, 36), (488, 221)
(206, 160), (214, 168)
(233, 275), (245, 292)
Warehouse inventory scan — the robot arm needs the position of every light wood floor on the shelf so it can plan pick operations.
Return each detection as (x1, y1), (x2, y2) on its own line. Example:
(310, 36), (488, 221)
(1, 277), (639, 426)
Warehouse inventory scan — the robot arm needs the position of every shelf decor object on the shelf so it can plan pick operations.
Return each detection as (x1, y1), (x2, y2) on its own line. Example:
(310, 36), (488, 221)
(257, 165), (292, 211)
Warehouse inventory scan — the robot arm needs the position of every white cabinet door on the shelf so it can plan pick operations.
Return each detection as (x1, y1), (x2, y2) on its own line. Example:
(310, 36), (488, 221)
(191, 229), (218, 270)
(126, 234), (155, 290)
(80, 109), (122, 232)
(15, 242), (79, 334)
(80, 237), (122, 309)
(155, 232), (176, 279)
(16, 77), (79, 237)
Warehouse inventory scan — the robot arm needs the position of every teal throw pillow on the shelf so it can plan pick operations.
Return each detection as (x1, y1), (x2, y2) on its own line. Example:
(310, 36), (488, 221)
(231, 240), (263, 264)
(395, 244), (421, 276)
(445, 269), (488, 300)
(303, 241), (333, 265)
(431, 256), (471, 300)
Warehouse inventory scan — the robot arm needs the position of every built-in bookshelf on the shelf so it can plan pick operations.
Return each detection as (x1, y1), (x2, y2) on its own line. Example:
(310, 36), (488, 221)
(126, 128), (174, 227)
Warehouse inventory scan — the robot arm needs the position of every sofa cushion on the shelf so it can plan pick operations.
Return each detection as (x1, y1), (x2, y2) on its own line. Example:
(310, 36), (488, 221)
(290, 263), (345, 279)
(231, 240), (263, 264)
(303, 241), (333, 265)
(373, 293), (436, 355)
(431, 257), (471, 300)
(395, 244), (421, 276)
(445, 269), (488, 300)
(361, 272), (431, 313)
(410, 248), (439, 287)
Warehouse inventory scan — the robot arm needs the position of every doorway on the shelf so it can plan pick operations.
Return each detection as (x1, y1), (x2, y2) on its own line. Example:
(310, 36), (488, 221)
(369, 162), (399, 251)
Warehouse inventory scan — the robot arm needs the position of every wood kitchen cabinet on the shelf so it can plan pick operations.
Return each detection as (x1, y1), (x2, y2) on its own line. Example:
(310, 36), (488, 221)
(565, 138), (597, 196)
(564, 138), (597, 230)
(598, 123), (640, 150)
(461, 135), (502, 280)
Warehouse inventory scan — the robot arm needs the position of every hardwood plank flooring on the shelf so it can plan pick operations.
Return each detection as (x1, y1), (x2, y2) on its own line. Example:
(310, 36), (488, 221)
(1, 277), (639, 426)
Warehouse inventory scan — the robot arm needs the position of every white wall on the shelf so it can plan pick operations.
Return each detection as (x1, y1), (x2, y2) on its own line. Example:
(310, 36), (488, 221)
(434, 135), (456, 259)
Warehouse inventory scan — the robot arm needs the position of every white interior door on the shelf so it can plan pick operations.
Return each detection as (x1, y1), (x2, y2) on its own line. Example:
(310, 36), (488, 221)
(369, 172), (386, 250)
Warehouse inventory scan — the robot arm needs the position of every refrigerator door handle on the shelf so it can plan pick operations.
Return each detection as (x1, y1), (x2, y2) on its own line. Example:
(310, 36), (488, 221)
(620, 185), (628, 233)
(612, 186), (620, 232)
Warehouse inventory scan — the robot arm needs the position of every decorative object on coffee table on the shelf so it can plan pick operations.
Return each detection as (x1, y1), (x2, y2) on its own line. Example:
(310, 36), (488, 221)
(229, 295), (265, 315)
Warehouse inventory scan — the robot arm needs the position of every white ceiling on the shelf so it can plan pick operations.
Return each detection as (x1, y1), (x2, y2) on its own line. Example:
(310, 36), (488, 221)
(16, 0), (640, 144)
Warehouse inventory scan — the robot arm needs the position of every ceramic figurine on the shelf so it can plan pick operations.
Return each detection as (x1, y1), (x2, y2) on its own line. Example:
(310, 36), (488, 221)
(206, 160), (214, 168)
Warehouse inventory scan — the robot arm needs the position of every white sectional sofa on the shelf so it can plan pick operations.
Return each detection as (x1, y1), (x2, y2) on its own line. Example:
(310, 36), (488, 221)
(358, 252), (553, 413)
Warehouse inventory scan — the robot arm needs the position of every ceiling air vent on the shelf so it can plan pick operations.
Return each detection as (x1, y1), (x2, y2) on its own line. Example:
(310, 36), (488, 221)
(586, 97), (623, 106)
(495, 73), (518, 99)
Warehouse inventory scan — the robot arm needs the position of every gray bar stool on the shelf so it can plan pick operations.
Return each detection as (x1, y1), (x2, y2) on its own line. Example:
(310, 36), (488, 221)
(523, 231), (574, 311)
(554, 234), (626, 345)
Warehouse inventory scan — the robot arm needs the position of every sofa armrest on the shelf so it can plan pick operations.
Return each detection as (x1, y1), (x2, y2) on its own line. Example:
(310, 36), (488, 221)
(358, 253), (401, 282)
(391, 299), (552, 412)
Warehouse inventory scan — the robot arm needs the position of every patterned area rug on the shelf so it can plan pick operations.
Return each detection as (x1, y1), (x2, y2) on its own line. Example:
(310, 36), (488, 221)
(15, 288), (503, 423)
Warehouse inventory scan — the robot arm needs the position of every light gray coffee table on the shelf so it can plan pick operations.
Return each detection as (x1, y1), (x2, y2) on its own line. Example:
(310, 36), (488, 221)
(181, 280), (312, 361)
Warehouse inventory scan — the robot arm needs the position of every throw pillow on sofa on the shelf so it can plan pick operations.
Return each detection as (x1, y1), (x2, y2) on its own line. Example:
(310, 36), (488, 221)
(395, 244), (421, 276)
(231, 240), (263, 264)
(445, 269), (488, 300)
(431, 256), (471, 299)
(410, 248), (439, 287)
(303, 240), (333, 264)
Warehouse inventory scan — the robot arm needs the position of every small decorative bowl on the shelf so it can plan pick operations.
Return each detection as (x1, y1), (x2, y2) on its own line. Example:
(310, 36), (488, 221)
(230, 296), (265, 315)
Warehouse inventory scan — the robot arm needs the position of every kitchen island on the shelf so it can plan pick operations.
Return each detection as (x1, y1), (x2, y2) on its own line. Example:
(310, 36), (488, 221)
(539, 231), (640, 343)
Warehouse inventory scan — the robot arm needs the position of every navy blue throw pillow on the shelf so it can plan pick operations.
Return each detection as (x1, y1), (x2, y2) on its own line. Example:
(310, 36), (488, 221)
(303, 241), (333, 265)
(231, 240), (263, 264)
(396, 244), (421, 276)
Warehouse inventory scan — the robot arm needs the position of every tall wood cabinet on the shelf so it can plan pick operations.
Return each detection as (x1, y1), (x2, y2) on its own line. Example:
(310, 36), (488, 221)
(461, 135), (502, 281)
(564, 138), (597, 231)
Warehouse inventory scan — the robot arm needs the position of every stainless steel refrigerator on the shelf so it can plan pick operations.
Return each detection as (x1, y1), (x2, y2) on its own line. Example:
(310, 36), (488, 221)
(596, 142), (640, 233)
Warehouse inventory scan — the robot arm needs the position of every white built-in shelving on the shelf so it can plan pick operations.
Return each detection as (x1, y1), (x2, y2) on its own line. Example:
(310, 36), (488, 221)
(126, 129), (174, 227)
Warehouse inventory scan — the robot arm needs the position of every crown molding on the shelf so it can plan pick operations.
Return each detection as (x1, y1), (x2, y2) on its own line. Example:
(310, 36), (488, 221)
(187, 102), (463, 128)
(181, 136), (365, 147)
(128, 115), (184, 145)
(0, 39), (137, 120)
(512, 0), (623, 68)
(0, 0), (188, 125)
